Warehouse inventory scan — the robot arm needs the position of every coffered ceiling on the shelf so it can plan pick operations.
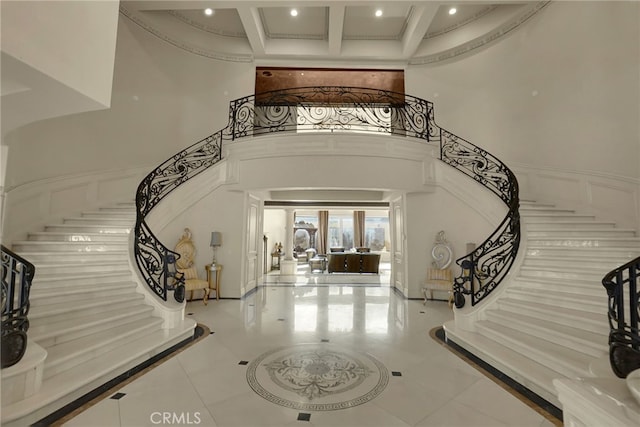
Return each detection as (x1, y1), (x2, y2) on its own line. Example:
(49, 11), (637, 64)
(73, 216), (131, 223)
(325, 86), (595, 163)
(120, 1), (549, 64)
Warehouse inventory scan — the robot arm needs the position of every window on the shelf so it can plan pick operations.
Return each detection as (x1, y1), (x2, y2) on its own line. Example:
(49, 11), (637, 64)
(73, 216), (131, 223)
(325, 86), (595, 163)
(328, 212), (353, 250)
(364, 211), (389, 251)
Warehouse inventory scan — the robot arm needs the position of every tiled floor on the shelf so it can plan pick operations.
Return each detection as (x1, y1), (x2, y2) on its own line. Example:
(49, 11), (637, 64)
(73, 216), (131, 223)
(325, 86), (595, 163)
(61, 273), (558, 427)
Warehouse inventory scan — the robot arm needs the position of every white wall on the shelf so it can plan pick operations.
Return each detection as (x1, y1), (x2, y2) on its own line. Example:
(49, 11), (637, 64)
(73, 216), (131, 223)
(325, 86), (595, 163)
(406, 1), (640, 180)
(3, 15), (255, 189)
(2, 1), (119, 107)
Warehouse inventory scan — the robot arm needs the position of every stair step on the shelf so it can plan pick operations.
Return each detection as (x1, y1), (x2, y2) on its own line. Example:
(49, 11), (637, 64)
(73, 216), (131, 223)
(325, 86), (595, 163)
(63, 217), (134, 226)
(485, 310), (608, 357)
(81, 211), (136, 219)
(43, 317), (163, 379)
(12, 241), (128, 252)
(519, 207), (576, 214)
(33, 261), (130, 275)
(29, 293), (146, 320)
(524, 220), (618, 230)
(527, 236), (640, 248)
(506, 287), (607, 312)
(519, 265), (612, 282)
(32, 271), (135, 290)
(44, 223), (132, 234)
(443, 321), (563, 407)
(520, 212), (597, 220)
(522, 256), (626, 271)
(26, 231), (130, 242)
(29, 305), (155, 346)
(526, 229), (636, 237)
(498, 298), (609, 334)
(30, 283), (136, 305)
(19, 251), (129, 264)
(511, 277), (605, 297)
(1, 320), (195, 426)
(476, 320), (594, 379)
(525, 245), (638, 259)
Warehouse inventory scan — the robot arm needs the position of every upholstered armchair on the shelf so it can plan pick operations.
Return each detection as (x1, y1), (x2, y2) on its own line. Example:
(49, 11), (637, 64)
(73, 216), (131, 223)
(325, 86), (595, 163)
(174, 228), (210, 304)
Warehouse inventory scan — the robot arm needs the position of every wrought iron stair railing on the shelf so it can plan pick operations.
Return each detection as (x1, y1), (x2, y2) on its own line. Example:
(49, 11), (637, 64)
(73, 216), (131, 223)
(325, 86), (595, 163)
(602, 256), (640, 377)
(1, 244), (35, 368)
(134, 86), (520, 308)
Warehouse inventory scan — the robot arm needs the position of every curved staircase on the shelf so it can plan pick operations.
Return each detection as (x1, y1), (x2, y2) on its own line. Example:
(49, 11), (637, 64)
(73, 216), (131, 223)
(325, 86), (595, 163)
(444, 199), (636, 408)
(2, 202), (195, 427)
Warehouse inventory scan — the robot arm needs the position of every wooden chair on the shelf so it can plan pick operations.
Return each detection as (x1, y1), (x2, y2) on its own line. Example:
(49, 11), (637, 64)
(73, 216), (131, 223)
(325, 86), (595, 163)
(423, 268), (453, 307)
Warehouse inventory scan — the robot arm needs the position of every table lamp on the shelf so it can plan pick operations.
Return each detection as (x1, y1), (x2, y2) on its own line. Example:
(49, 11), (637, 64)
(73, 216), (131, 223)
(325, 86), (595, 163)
(210, 231), (222, 265)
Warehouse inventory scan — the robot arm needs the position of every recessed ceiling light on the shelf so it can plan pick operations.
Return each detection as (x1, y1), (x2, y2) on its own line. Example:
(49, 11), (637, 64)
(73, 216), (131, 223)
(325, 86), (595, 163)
(290, 9), (298, 17)
(204, 8), (214, 16)
(449, 7), (457, 15)
(375, 9), (383, 17)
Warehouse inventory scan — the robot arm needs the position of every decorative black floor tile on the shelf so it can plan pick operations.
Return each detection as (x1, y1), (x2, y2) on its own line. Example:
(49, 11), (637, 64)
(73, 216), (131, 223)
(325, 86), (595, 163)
(110, 392), (126, 400)
(391, 371), (402, 376)
(239, 360), (249, 365)
(321, 339), (330, 342)
(297, 413), (311, 421)
(187, 312), (194, 316)
(209, 331), (215, 335)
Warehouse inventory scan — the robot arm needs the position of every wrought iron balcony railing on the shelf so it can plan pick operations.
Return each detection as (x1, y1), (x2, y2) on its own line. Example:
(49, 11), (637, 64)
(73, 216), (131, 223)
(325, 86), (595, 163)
(1, 245), (35, 368)
(602, 257), (640, 377)
(133, 86), (519, 309)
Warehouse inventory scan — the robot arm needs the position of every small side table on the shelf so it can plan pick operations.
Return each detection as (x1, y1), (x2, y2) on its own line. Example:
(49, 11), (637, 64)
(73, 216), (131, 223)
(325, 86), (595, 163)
(205, 264), (222, 300)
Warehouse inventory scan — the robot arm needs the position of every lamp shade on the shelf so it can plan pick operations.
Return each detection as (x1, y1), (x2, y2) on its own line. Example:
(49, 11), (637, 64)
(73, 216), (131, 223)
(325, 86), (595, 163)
(210, 232), (222, 247)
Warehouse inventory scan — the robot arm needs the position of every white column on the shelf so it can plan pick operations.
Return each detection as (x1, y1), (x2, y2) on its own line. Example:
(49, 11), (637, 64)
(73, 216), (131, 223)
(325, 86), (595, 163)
(280, 208), (297, 275)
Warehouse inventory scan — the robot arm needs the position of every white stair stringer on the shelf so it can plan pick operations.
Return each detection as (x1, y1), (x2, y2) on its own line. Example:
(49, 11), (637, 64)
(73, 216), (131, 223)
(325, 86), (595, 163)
(444, 200), (636, 410)
(1, 202), (196, 427)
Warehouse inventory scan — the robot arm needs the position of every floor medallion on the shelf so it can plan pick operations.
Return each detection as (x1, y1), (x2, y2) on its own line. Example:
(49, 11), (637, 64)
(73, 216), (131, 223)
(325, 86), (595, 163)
(246, 343), (389, 411)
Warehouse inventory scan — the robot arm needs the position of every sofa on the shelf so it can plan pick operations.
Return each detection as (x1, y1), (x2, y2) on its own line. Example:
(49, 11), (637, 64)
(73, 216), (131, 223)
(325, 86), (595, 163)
(327, 252), (380, 274)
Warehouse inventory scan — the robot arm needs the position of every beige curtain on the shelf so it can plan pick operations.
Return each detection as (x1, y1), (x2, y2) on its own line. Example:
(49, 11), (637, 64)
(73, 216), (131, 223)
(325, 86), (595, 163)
(318, 210), (329, 254)
(354, 210), (365, 248)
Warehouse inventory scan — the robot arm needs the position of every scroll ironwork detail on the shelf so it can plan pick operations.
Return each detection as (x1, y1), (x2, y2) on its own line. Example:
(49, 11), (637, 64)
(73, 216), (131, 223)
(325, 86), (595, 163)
(602, 258), (640, 378)
(440, 130), (520, 307)
(1, 245), (35, 368)
(134, 86), (518, 308)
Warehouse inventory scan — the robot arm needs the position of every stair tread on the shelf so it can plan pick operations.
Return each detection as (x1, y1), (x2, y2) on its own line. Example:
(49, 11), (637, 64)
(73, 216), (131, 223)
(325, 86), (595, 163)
(443, 321), (562, 405)
(44, 317), (163, 362)
(500, 298), (607, 322)
(29, 305), (154, 337)
(508, 287), (606, 303)
(486, 309), (608, 344)
(30, 293), (145, 318)
(32, 283), (136, 296)
(1, 320), (195, 423)
(33, 271), (133, 281)
(477, 320), (595, 375)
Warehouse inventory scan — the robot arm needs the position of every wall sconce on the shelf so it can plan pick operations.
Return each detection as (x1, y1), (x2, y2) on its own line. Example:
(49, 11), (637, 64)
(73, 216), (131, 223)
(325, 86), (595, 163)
(210, 231), (222, 265)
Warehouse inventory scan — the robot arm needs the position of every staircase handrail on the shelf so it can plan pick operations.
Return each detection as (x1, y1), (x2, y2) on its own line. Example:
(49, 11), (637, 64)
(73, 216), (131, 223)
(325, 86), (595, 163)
(133, 86), (519, 308)
(1, 244), (35, 368)
(439, 129), (521, 307)
(602, 256), (640, 377)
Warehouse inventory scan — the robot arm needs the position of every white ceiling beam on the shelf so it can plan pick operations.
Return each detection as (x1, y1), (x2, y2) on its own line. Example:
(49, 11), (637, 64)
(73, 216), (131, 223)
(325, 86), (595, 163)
(328, 5), (346, 57)
(401, 4), (440, 58)
(236, 7), (267, 57)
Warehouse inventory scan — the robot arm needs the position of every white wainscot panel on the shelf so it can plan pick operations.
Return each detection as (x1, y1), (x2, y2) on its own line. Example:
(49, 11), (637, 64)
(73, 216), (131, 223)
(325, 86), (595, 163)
(97, 174), (140, 202)
(536, 174), (583, 204)
(49, 183), (89, 216)
(589, 181), (638, 228)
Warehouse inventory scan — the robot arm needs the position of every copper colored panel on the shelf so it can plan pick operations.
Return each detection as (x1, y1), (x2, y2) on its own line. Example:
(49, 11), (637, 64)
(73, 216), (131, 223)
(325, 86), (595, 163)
(255, 67), (405, 104)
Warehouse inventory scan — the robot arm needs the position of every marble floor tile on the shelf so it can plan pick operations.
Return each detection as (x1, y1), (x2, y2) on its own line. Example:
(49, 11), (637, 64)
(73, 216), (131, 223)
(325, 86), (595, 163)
(61, 284), (558, 427)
